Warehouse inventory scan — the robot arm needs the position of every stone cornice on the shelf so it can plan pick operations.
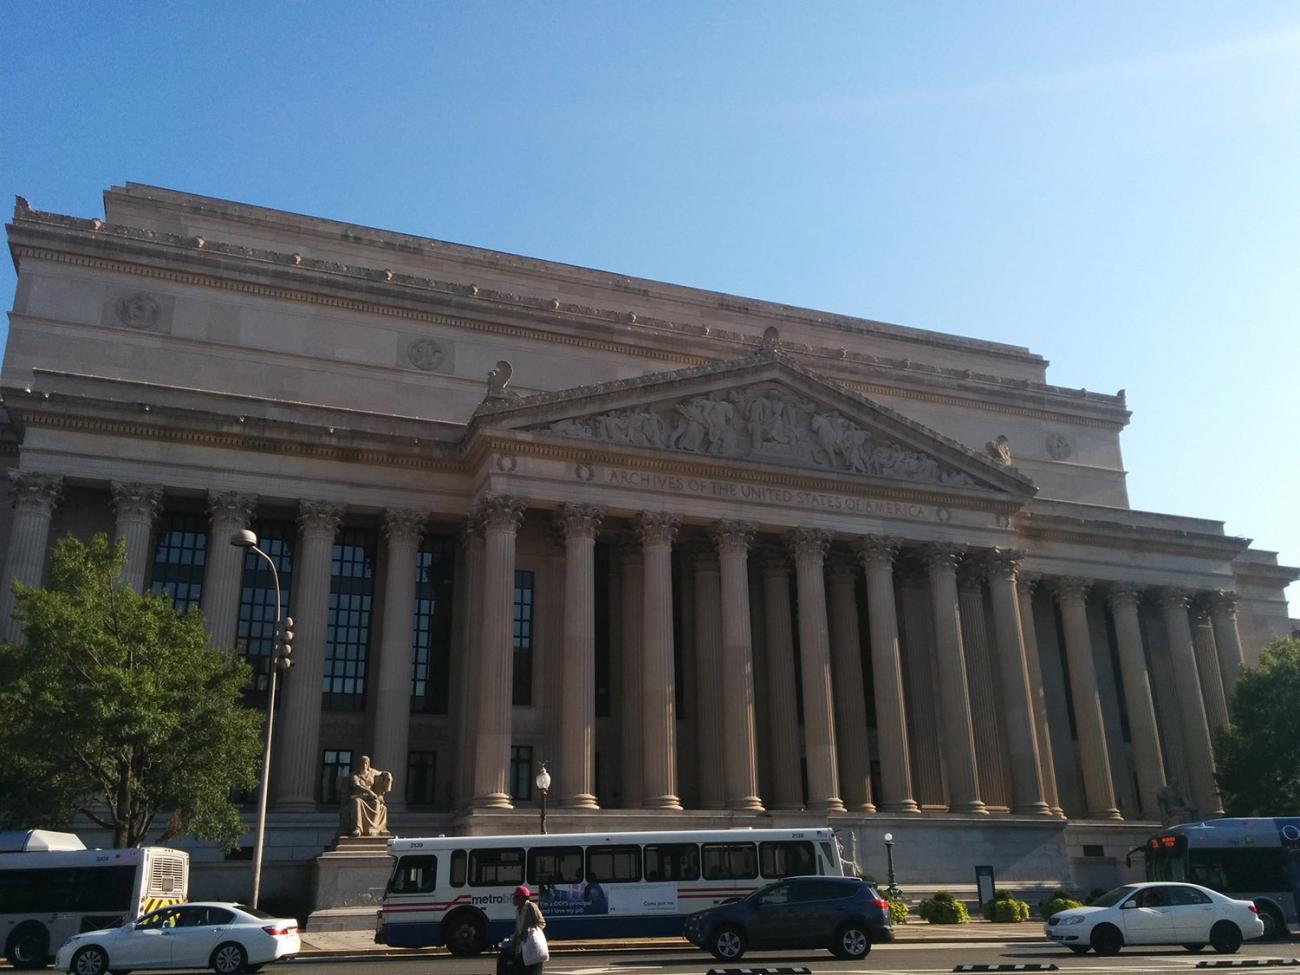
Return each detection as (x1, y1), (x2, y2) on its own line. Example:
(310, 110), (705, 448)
(1015, 507), (1251, 560)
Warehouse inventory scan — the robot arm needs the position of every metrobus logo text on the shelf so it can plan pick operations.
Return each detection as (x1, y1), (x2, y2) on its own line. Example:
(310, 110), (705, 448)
(472, 895), (506, 905)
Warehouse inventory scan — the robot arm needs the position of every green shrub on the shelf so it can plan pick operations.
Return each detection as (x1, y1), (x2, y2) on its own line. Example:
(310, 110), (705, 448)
(887, 897), (910, 925)
(981, 889), (1030, 922)
(1039, 887), (1083, 919)
(917, 891), (970, 924)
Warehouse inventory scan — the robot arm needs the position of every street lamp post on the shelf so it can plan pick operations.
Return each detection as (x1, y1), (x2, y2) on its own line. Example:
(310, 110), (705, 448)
(231, 529), (293, 909)
(535, 762), (551, 835)
(883, 832), (896, 890)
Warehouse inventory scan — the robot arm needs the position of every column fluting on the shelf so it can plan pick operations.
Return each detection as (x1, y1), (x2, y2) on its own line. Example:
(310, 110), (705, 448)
(202, 492), (258, 650)
(110, 482), (164, 593)
(556, 503), (605, 809)
(451, 517), (485, 805)
(1017, 574), (1063, 816)
(618, 539), (644, 808)
(637, 511), (682, 810)
(1209, 591), (1246, 703)
(1191, 599), (1230, 733)
(0, 472), (63, 642)
(760, 547), (804, 809)
(957, 557), (1010, 809)
(690, 541), (725, 809)
(827, 549), (874, 812)
(1158, 588), (1223, 817)
(711, 521), (764, 812)
(1105, 583), (1167, 818)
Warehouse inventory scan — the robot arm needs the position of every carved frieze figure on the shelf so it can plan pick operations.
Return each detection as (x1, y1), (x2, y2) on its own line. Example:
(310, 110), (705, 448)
(542, 382), (977, 488)
(986, 434), (1013, 466)
(339, 755), (392, 838)
(115, 292), (160, 329)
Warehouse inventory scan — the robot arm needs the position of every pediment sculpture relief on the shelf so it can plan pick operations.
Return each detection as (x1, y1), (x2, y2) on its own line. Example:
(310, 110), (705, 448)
(545, 384), (976, 487)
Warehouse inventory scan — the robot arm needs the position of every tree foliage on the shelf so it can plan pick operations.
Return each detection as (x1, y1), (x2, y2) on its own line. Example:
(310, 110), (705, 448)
(1215, 636), (1300, 816)
(0, 534), (262, 848)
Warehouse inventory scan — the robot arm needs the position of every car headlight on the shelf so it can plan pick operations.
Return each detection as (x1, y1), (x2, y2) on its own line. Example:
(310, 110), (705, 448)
(1061, 916), (1087, 926)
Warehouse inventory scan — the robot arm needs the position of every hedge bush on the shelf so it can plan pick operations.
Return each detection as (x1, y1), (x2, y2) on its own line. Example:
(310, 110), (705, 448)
(887, 897), (910, 925)
(1039, 887), (1084, 919)
(917, 891), (970, 924)
(982, 889), (1030, 922)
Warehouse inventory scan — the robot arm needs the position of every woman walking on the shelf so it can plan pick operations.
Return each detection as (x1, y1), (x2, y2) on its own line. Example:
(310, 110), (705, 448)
(500, 885), (547, 975)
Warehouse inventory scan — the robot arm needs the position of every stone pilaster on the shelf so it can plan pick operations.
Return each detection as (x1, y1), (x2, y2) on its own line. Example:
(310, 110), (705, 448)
(618, 538), (644, 808)
(924, 544), (985, 814)
(451, 516), (485, 805)
(273, 499), (344, 809)
(202, 491), (258, 650)
(1105, 583), (1167, 819)
(760, 547), (803, 809)
(636, 511), (681, 810)
(1191, 598), (1230, 733)
(370, 508), (427, 809)
(984, 551), (1051, 816)
(856, 537), (917, 813)
(788, 528), (845, 813)
(1209, 591), (1246, 701)
(690, 541), (725, 809)
(1158, 588), (1223, 817)
(710, 521), (763, 812)
(1017, 574), (1063, 816)
(826, 549), (873, 812)
(555, 503), (605, 809)
(0, 472), (63, 642)
(110, 482), (164, 593)
(1050, 577), (1122, 820)
(957, 557), (1010, 809)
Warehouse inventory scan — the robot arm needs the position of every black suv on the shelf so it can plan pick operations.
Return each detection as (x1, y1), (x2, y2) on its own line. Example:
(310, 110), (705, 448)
(684, 875), (893, 961)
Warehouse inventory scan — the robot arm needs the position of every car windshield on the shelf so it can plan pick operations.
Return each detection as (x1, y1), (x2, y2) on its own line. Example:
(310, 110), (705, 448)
(1090, 885), (1141, 908)
(233, 904), (275, 919)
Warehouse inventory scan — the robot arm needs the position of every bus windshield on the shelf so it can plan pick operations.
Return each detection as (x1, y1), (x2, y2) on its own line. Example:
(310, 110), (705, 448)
(1144, 835), (1187, 881)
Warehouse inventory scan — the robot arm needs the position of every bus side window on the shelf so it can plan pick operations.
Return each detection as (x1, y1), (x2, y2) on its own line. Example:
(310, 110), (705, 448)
(450, 850), (467, 888)
(470, 848), (525, 887)
(701, 843), (757, 881)
(390, 855), (438, 895)
(644, 844), (699, 882)
(759, 841), (815, 879)
(586, 845), (642, 883)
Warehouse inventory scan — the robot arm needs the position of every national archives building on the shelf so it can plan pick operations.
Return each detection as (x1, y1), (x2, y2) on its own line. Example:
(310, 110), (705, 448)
(2, 185), (1295, 901)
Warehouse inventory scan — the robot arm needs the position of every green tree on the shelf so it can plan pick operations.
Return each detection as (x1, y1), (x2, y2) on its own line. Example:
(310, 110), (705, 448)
(0, 534), (262, 848)
(1214, 636), (1300, 816)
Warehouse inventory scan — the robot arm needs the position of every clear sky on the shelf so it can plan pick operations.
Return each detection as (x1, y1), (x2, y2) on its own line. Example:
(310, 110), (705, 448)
(2, 2), (1297, 616)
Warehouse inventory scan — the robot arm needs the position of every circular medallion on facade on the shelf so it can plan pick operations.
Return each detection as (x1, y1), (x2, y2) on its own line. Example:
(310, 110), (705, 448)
(935, 506), (952, 523)
(406, 337), (445, 371)
(495, 454), (517, 473)
(1046, 433), (1072, 460)
(115, 292), (160, 329)
(575, 462), (594, 482)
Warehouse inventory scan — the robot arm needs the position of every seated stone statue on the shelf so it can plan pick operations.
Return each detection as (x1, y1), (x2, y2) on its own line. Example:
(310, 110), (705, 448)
(339, 755), (392, 838)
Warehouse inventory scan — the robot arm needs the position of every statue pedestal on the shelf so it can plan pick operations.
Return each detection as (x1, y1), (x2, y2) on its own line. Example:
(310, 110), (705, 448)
(306, 836), (393, 932)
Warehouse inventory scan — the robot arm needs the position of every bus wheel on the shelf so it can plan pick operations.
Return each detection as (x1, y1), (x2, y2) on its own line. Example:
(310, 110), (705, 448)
(1257, 903), (1286, 941)
(444, 912), (486, 957)
(7, 924), (50, 970)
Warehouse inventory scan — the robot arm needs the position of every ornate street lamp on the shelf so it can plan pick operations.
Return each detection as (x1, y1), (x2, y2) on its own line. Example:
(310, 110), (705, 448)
(883, 832), (897, 890)
(536, 761), (551, 835)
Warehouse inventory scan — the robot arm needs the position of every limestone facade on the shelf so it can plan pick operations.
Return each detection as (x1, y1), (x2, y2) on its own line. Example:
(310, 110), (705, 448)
(2, 185), (1296, 901)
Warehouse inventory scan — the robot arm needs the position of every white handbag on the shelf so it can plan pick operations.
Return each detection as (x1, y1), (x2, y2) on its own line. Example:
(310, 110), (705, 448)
(521, 927), (549, 966)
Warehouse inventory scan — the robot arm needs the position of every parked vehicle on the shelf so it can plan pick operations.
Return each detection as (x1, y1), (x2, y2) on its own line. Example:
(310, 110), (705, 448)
(683, 875), (892, 961)
(53, 903), (299, 975)
(1044, 881), (1265, 956)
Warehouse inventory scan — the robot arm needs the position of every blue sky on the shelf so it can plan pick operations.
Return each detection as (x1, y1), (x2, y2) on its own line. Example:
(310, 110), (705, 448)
(2, 2), (1297, 616)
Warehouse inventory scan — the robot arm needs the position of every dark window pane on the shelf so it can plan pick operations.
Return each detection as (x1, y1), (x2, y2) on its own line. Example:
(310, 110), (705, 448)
(236, 519), (294, 701)
(450, 850), (467, 887)
(406, 751), (437, 806)
(320, 749), (352, 804)
(411, 535), (455, 713)
(644, 843), (699, 882)
(389, 855), (438, 894)
(149, 510), (209, 613)
(469, 848), (525, 886)
(759, 841), (816, 878)
(510, 746), (533, 801)
(513, 570), (535, 706)
(586, 845), (641, 883)
(527, 847), (584, 884)
(701, 843), (758, 880)
(324, 527), (376, 711)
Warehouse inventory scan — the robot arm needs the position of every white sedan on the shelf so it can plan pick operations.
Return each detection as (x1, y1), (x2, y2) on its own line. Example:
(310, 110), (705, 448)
(55, 903), (300, 975)
(1045, 881), (1264, 955)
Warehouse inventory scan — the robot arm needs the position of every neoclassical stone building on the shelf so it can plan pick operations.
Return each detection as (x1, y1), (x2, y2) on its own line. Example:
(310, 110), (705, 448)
(2, 185), (1295, 900)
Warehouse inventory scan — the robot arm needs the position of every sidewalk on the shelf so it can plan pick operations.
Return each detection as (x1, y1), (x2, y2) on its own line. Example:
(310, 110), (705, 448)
(299, 922), (1050, 957)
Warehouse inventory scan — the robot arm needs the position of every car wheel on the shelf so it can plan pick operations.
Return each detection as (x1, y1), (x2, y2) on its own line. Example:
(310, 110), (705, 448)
(1090, 924), (1123, 956)
(71, 947), (108, 975)
(444, 913), (487, 957)
(831, 923), (871, 960)
(709, 926), (746, 962)
(211, 942), (248, 975)
(1257, 904), (1286, 941)
(1210, 921), (1243, 955)
(7, 924), (50, 970)
(1182, 944), (1206, 953)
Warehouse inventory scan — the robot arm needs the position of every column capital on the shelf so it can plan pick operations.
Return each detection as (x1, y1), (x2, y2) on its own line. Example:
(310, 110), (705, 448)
(110, 481), (165, 521)
(787, 527), (832, 561)
(635, 510), (681, 547)
(1156, 587), (1193, 613)
(297, 499), (345, 536)
(826, 547), (858, 582)
(1050, 575), (1092, 604)
(8, 471), (63, 514)
(709, 519), (755, 555)
(476, 494), (526, 533)
(923, 542), (964, 572)
(458, 514), (485, 548)
(207, 490), (257, 528)
(1209, 589), (1240, 619)
(1018, 571), (1040, 597)
(1189, 594), (1215, 624)
(616, 531), (644, 567)
(757, 544), (791, 577)
(554, 503), (605, 541)
(956, 555), (986, 593)
(984, 547), (1025, 581)
(1105, 581), (1144, 611)
(383, 507), (428, 543)
(855, 535), (899, 567)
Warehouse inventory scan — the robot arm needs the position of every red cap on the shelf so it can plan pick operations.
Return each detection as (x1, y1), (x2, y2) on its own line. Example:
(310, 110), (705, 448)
(513, 885), (531, 899)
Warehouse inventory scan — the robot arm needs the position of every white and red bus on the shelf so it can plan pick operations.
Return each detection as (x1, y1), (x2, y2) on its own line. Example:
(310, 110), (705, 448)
(377, 827), (844, 955)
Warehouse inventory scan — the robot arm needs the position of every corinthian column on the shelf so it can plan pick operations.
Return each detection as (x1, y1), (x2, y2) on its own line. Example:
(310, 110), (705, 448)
(0, 472), (63, 642)
(111, 482), (164, 592)
(1191, 599), (1230, 733)
(711, 521), (763, 811)
(827, 550), (873, 812)
(1105, 583), (1166, 818)
(618, 539), (644, 808)
(788, 528), (845, 813)
(760, 548), (803, 809)
(1017, 574), (1062, 816)
(1209, 591), (1246, 698)
(371, 508), (427, 808)
(957, 557), (1009, 809)
(470, 495), (526, 809)
(637, 511), (681, 810)
(273, 499), (344, 809)
(1158, 588), (1223, 817)
(202, 492), (257, 649)
(984, 551), (1051, 816)
(925, 544), (985, 814)
(1050, 577), (1122, 820)
(451, 517), (485, 805)
(556, 503), (604, 809)
(856, 537), (917, 812)
(690, 542), (725, 809)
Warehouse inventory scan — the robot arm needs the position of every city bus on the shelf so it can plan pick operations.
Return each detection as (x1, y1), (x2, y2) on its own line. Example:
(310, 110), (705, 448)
(1143, 818), (1300, 939)
(0, 830), (189, 969)
(377, 827), (845, 955)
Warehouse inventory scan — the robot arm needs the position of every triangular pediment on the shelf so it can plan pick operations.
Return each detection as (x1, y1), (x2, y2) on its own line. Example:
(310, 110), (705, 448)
(470, 352), (1036, 497)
